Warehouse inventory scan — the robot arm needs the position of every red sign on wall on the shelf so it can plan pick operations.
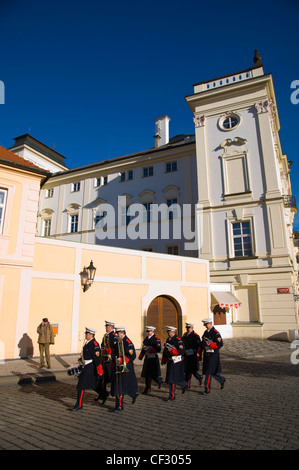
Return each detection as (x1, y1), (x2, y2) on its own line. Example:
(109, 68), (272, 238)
(277, 288), (289, 294)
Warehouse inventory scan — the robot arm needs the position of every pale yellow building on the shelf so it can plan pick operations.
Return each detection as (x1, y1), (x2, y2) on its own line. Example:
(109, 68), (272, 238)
(0, 147), (210, 360)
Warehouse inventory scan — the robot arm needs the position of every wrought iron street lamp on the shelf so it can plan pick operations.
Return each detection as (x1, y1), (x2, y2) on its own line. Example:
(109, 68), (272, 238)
(80, 260), (96, 292)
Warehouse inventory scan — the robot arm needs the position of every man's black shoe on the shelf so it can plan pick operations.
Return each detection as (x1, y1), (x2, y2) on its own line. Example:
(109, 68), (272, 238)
(132, 393), (138, 404)
(112, 406), (123, 412)
(102, 395), (108, 405)
(221, 379), (226, 390)
(142, 390), (149, 395)
(70, 405), (83, 411)
(158, 380), (163, 389)
(166, 397), (175, 402)
(182, 386), (187, 394)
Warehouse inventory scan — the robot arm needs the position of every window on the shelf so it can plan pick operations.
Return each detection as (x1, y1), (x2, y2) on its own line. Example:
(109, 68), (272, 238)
(72, 182), (81, 192)
(0, 189), (7, 234)
(95, 211), (105, 228)
(165, 161), (177, 173)
(167, 245), (179, 255)
(120, 206), (132, 226)
(222, 153), (250, 196)
(143, 202), (153, 223)
(219, 113), (240, 131)
(119, 170), (133, 182)
(128, 170), (133, 181)
(166, 198), (178, 220)
(43, 218), (51, 236)
(103, 176), (108, 185)
(46, 188), (54, 198)
(70, 214), (79, 233)
(95, 178), (101, 187)
(143, 166), (154, 178)
(232, 221), (252, 257)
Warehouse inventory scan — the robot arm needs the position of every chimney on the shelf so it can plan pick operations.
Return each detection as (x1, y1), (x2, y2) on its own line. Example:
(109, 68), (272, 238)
(154, 115), (170, 148)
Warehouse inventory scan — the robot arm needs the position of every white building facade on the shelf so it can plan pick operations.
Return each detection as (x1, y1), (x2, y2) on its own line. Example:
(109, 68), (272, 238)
(32, 57), (298, 341)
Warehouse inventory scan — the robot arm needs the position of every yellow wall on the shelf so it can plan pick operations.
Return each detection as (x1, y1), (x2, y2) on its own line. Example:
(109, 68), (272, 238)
(0, 237), (210, 359)
(29, 278), (75, 356)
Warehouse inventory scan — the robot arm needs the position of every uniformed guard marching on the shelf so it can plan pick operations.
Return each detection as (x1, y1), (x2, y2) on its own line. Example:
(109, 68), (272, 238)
(197, 318), (226, 394)
(182, 322), (203, 389)
(70, 327), (103, 411)
(138, 326), (163, 394)
(95, 320), (117, 404)
(110, 327), (138, 412)
(161, 326), (187, 402)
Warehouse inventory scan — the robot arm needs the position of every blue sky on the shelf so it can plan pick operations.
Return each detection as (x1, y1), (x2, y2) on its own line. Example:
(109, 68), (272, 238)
(0, 0), (298, 228)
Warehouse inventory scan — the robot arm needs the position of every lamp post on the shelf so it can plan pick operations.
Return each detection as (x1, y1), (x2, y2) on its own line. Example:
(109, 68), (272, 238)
(80, 260), (96, 292)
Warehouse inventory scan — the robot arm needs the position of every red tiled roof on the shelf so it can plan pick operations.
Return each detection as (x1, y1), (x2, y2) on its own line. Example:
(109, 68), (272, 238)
(0, 145), (50, 174)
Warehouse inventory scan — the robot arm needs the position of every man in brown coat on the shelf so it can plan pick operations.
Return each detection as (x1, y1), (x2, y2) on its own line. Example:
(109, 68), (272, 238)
(37, 318), (54, 368)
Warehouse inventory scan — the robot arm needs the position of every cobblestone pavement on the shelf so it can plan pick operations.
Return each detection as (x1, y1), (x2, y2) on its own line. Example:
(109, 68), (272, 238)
(0, 338), (298, 451)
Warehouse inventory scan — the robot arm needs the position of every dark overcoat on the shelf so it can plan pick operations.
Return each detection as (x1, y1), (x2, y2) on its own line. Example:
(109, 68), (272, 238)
(182, 330), (200, 375)
(140, 334), (162, 380)
(101, 330), (117, 383)
(162, 335), (186, 386)
(110, 335), (138, 398)
(77, 339), (103, 390)
(200, 327), (223, 375)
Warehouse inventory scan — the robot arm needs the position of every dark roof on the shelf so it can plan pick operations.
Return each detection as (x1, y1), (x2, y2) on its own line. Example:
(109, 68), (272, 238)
(10, 134), (68, 169)
(51, 134), (195, 178)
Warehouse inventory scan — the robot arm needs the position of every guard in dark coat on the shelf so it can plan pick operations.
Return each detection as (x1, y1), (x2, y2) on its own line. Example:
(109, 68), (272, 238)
(96, 320), (117, 403)
(70, 327), (103, 411)
(138, 326), (163, 394)
(110, 327), (138, 412)
(161, 326), (187, 401)
(198, 318), (226, 394)
(182, 322), (203, 388)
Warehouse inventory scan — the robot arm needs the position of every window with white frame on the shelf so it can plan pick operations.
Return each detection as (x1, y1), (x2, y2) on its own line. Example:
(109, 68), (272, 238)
(95, 211), (105, 228)
(142, 166), (154, 178)
(166, 198), (178, 220)
(70, 214), (79, 233)
(128, 170), (133, 181)
(120, 206), (132, 226)
(165, 161), (177, 173)
(46, 188), (54, 198)
(219, 112), (240, 131)
(232, 221), (253, 257)
(43, 218), (51, 236)
(71, 182), (81, 192)
(143, 202), (153, 223)
(0, 189), (7, 234)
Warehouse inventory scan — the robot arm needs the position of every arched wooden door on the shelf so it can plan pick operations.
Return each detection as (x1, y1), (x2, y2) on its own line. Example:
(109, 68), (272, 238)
(146, 296), (181, 346)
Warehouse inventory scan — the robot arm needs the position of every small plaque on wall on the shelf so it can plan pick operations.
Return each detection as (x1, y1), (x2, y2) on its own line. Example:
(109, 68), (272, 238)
(277, 288), (289, 294)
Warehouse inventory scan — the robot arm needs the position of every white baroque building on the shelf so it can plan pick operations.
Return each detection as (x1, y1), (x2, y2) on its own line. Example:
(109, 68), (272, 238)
(12, 54), (298, 341)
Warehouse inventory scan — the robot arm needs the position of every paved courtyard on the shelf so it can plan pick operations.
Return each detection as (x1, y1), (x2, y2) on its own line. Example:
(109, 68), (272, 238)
(0, 338), (298, 452)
